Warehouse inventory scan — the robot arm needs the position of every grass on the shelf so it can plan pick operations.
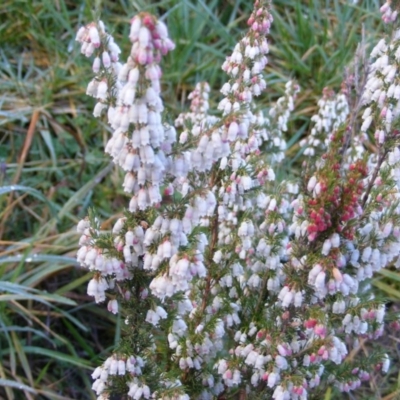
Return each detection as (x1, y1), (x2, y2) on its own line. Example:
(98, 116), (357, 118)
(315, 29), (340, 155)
(0, 0), (399, 398)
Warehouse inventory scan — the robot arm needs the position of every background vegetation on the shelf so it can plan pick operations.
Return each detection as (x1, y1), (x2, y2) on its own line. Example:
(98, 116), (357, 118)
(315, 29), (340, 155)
(1, 0), (398, 398)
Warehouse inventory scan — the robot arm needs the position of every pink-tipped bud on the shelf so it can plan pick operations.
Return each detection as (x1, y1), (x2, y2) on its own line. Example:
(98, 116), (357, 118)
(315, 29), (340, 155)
(89, 26), (100, 47)
(92, 57), (101, 73)
(102, 51), (111, 68)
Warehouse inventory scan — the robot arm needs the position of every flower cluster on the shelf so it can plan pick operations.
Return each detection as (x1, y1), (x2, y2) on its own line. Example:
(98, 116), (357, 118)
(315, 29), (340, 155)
(74, 1), (400, 399)
(76, 13), (176, 213)
(76, 21), (121, 115)
(268, 81), (300, 163)
(301, 87), (349, 158)
(92, 354), (156, 400)
(361, 30), (400, 140)
(380, 1), (399, 23)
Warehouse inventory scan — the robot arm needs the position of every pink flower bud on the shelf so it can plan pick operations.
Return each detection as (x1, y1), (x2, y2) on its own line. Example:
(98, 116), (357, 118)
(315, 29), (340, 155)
(314, 324), (327, 338)
(102, 51), (111, 68)
(107, 299), (118, 314)
(89, 26), (100, 47)
(92, 57), (101, 73)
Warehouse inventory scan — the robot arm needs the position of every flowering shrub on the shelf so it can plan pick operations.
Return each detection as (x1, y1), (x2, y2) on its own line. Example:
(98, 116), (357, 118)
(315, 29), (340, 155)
(75, 1), (400, 399)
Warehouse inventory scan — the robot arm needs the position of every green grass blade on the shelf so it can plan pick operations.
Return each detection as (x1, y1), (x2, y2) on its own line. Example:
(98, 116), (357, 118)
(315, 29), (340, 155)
(0, 185), (56, 217)
(0, 379), (37, 394)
